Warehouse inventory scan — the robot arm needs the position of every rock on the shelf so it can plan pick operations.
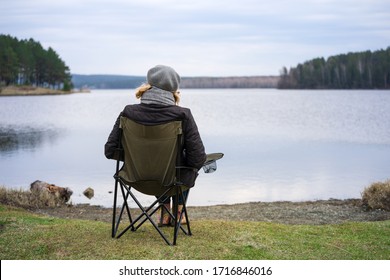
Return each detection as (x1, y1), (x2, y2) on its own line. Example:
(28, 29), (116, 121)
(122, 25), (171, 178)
(83, 187), (94, 199)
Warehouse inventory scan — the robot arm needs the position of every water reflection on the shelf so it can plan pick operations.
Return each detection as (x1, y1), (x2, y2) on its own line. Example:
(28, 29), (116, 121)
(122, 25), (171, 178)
(0, 126), (60, 155)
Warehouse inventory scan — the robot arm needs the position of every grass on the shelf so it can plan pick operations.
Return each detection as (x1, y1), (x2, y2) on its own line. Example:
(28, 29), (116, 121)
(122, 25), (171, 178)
(1, 204), (389, 260)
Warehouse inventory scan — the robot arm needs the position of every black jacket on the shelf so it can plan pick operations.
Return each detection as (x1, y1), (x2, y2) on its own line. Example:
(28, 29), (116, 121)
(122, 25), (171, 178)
(105, 103), (206, 187)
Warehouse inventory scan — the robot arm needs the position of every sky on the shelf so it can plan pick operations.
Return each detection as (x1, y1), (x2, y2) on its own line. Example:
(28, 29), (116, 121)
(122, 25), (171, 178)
(1, 0), (390, 77)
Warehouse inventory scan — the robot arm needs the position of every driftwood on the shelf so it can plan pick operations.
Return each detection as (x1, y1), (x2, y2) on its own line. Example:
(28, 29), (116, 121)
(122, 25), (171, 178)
(30, 180), (73, 203)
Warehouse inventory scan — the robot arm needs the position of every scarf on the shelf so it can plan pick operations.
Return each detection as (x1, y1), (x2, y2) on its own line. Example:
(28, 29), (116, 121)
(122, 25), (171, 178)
(140, 87), (175, 106)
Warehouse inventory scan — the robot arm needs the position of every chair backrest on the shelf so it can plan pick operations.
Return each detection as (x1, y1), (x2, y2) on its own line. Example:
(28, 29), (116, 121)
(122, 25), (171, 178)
(118, 116), (183, 196)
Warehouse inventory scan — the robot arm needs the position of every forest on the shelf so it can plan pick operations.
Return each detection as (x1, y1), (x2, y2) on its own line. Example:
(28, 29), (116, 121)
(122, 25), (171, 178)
(0, 34), (72, 90)
(3, 34), (389, 91)
(278, 47), (390, 89)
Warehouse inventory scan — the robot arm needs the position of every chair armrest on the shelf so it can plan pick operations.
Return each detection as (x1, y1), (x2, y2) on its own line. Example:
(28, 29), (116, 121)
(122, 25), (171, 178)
(176, 166), (198, 172)
(202, 153), (224, 173)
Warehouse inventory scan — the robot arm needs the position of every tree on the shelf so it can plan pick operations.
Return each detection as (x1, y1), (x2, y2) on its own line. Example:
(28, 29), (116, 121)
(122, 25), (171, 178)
(278, 47), (390, 89)
(0, 46), (19, 86)
(0, 34), (72, 90)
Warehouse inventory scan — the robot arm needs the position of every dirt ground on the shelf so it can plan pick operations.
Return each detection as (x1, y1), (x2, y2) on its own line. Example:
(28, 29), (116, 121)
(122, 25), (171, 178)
(31, 199), (390, 225)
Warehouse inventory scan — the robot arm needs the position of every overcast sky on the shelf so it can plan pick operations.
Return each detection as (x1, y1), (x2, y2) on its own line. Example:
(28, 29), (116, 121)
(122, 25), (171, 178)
(2, 0), (389, 76)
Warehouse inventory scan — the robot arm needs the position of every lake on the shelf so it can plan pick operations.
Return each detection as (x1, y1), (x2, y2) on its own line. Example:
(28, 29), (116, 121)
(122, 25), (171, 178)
(1, 89), (390, 207)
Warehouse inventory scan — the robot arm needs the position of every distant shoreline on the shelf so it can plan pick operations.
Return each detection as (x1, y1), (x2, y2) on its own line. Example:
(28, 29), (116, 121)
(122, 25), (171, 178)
(0, 86), (89, 96)
(71, 74), (280, 89)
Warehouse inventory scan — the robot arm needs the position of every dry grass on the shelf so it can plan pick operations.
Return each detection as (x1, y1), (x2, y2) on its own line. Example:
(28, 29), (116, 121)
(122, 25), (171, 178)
(0, 186), (69, 209)
(361, 179), (390, 211)
(0, 86), (69, 96)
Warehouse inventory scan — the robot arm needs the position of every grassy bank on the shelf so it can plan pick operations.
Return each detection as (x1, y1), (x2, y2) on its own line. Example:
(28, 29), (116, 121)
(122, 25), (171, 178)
(1, 204), (389, 260)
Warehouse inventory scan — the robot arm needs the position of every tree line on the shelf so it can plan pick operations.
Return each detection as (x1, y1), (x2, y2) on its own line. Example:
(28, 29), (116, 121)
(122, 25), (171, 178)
(72, 74), (279, 89)
(71, 74), (145, 89)
(0, 34), (72, 90)
(278, 47), (390, 89)
(181, 76), (278, 88)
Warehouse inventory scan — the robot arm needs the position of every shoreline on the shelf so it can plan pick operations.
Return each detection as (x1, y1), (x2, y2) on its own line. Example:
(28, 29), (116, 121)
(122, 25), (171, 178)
(28, 198), (390, 225)
(0, 86), (89, 96)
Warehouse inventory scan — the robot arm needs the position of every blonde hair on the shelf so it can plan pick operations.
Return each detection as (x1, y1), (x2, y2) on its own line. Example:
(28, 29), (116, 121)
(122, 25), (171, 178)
(135, 83), (152, 99)
(135, 83), (181, 105)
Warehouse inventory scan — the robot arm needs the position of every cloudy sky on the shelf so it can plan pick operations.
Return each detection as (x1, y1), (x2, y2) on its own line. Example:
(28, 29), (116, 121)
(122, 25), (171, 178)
(2, 0), (389, 76)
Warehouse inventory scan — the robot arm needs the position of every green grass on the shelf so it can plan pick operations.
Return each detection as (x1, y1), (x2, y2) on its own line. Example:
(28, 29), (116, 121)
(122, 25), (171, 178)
(0, 204), (389, 260)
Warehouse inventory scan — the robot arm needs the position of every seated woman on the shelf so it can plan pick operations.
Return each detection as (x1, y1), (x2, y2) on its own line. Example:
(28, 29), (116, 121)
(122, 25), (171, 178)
(104, 65), (206, 226)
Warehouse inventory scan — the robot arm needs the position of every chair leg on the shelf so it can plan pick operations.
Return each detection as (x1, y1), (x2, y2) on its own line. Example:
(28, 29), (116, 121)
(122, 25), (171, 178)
(178, 202), (192, 236)
(172, 188), (192, 235)
(116, 190), (173, 245)
(113, 184), (191, 246)
(119, 184), (134, 229)
(172, 186), (192, 245)
(112, 181), (134, 237)
(111, 178), (119, 238)
(173, 192), (179, 245)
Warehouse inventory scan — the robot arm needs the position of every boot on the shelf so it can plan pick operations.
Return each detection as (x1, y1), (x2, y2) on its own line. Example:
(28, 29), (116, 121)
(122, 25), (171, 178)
(158, 203), (171, 227)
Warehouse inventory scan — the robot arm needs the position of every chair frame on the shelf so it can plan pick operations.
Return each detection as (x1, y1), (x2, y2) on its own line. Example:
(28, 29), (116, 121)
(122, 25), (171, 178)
(111, 119), (192, 245)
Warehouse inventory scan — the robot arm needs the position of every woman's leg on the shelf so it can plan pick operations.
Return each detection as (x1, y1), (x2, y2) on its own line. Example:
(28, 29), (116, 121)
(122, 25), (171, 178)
(158, 196), (171, 226)
(173, 190), (189, 224)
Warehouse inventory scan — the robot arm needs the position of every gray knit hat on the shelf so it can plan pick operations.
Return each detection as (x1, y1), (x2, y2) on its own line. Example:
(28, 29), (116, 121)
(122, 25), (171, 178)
(147, 65), (180, 92)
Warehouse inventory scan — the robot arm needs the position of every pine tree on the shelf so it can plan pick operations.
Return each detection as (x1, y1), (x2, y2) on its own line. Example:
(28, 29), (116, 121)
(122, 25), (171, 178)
(0, 34), (72, 89)
(278, 47), (390, 89)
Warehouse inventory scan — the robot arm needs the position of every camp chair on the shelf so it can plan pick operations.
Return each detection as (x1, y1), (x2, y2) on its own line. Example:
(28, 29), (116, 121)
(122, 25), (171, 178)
(111, 116), (194, 245)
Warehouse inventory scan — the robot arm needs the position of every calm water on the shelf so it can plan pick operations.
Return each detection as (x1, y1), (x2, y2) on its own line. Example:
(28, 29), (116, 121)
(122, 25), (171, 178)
(1, 89), (390, 207)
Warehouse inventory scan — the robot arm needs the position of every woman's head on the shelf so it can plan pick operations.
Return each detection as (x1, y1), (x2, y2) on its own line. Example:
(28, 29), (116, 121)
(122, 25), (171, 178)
(136, 65), (181, 105)
(147, 65), (180, 92)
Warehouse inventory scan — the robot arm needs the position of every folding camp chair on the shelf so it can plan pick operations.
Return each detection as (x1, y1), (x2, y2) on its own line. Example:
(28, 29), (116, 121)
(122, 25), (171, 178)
(111, 116), (193, 245)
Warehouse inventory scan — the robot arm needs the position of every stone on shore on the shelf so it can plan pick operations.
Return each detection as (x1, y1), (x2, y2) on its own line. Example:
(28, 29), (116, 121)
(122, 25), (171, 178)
(83, 187), (94, 199)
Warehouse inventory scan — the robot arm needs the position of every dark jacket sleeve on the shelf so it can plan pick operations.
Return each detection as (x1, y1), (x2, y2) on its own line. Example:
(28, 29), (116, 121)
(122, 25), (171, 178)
(182, 109), (207, 170)
(179, 109), (206, 188)
(104, 112), (122, 160)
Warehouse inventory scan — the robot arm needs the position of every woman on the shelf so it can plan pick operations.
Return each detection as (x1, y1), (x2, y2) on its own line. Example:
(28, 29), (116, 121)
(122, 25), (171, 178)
(105, 65), (206, 226)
